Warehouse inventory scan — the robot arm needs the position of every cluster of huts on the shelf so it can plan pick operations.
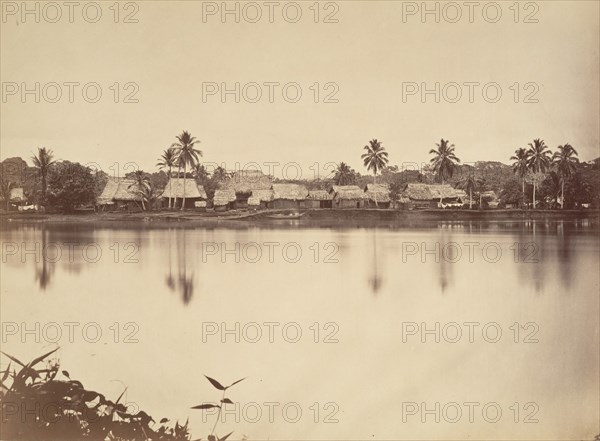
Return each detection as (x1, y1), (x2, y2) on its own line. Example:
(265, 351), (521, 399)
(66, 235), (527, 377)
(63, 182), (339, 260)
(96, 171), (499, 212)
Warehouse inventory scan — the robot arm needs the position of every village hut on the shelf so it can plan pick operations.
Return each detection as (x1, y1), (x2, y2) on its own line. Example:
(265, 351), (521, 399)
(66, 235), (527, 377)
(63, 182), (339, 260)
(212, 189), (236, 212)
(247, 189), (274, 210)
(0, 187), (27, 211)
(329, 185), (368, 209)
(364, 184), (391, 209)
(301, 190), (333, 209)
(480, 190), (500, 209)
(270, 184), (309, 209)
(160, 177), (207, 209)
(96, 178), (143, 211)
(221, 170), (273, 209)
(401, 183), (462, 209)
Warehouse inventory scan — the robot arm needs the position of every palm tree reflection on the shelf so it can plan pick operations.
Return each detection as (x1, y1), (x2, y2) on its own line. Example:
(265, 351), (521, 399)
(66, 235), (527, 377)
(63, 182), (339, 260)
(165, 229), (195, 305)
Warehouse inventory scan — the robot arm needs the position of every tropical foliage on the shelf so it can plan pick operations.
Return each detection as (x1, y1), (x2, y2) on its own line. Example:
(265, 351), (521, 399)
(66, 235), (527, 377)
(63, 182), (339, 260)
(429, 139), (460, 183)
(361, 139), (389, 184)
(171, 131), (202, 210)
(0, 349), (191, 441)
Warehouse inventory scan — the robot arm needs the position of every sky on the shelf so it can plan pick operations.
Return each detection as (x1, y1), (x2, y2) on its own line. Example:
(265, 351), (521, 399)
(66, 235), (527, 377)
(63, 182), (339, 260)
(1, 0), (599, 180)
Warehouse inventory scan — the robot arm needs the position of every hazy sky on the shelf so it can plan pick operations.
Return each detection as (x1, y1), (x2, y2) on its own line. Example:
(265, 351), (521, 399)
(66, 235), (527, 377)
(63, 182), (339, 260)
(1, 0), (599, 180)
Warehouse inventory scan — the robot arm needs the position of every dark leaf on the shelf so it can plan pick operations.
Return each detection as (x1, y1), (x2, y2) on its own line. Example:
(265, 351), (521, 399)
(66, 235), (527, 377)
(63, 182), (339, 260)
(205, 375), (225, 390)
(27, 347), (59, 368)
(1, 363), (11, 383)
(227, 377), (245, 389)
(160, 417), (169, 423)
(191, 404), (220, 410)
(0, 351), (26, 367)
(219, 431), (234, 441)
(62, 370), (70, 378)
(115, 386), (127, 404)
(221, 398), (234, 405)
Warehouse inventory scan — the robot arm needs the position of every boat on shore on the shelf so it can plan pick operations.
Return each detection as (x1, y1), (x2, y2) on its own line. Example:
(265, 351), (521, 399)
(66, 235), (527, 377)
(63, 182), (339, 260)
(265, 212), (306, 219)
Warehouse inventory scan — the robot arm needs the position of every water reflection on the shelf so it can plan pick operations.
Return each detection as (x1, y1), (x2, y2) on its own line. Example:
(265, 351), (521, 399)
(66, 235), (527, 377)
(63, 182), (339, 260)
(164, 229), (196, 305)
(0, 220), (597, 303)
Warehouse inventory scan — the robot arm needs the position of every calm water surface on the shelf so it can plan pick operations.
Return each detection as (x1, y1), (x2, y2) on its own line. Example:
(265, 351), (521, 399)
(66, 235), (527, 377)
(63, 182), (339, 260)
(1, 220), (598, 439)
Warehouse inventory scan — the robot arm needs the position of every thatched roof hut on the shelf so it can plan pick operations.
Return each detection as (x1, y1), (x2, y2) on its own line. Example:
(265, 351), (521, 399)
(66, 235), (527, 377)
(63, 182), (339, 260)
(213, 189), (237, 207)
(222, 170), (272, 194)
(248, 189), (274, 206)
(364, 184), (391, 203)
(330, 185), (368, 200)
(402, 183), (459, 201)
(161, 178), (207, 199)
(97, 178), (141, 204)
(307, 190), (333, 200)
(271, 184), (309, 201)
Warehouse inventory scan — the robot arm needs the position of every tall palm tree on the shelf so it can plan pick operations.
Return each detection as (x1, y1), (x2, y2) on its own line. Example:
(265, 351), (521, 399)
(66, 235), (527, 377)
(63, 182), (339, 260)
(429, 139), (460, 184)
(526, 139), (552, 208)
(128, 170), (150, 211)
(553, 143), (579, 209)
(510, 147), (530, 208)
(333, 162), (355, 185)
(361, 139), (389, 185)
(458, 171), (482, 209)
(171, 131), (202, 210)
(156, 148), (177, 209)
(31, 147), (55, 205)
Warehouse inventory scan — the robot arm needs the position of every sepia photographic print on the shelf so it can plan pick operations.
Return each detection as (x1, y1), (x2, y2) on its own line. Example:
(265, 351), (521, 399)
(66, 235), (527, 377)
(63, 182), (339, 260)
(1, 1), (599, 440)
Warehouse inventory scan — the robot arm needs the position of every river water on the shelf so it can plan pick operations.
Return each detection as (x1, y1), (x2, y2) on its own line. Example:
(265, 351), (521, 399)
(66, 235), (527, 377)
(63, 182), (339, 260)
(1, 219), (598, 439)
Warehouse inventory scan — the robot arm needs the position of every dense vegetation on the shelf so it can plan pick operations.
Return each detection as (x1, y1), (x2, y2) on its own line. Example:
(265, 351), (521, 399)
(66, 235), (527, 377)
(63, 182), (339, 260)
(1, 134), (599, 212)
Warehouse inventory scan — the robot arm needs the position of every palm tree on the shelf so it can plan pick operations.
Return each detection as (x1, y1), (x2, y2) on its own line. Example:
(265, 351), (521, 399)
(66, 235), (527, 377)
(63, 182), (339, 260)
(333, 162), (356, 185)
(361, 139), (389, 185)
(157, 148), (178, 209)
(510, 148), (530, 208)
(458, 171), (482, 209)
(128, 170), (150, 210)
(193, 163), (209, 184)
(171, 131), (202, 210)
(429, 139), (460, 184)
(553, 143), (579, 209)
(31, 147), (55, 205)
(526, 139), (552, 208)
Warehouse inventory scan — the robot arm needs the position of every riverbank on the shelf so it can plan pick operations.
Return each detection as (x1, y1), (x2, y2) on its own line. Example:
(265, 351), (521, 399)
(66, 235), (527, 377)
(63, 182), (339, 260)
(1, 208), (598, 229)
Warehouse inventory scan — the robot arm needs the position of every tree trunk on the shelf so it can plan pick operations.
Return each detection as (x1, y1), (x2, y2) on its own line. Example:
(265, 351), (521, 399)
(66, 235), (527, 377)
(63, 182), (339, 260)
(373, 172), (378, 207)
(522, 178), (525, 209)
(41, 173), (47, 205)
(469, 188), (472, 209)
(561, 179), (564, 209)
(181, 164), (187, 211)
(168, 166), (172, 209)
(533, 183), (536, 209)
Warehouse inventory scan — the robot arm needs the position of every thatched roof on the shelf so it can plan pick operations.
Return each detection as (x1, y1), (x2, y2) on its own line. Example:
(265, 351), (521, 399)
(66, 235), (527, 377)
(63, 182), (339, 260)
(97, 178), (141, 204)
(364, 184), (391, 203)
(307, 190), (332, 200)
(213, 189), (236, 206)
(480, 190), (498, 201)
(222, 170), (272, 194)
(330, 185), (368, 200)
(272, 184), (309, 200)
(402, 183), (459, 201)
(248, 189), (274, 206)
(161, 178), (207, 199)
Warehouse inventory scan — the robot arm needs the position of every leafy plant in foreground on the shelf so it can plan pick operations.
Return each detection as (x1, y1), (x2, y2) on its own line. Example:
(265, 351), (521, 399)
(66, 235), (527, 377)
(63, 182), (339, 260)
(191, 375), (245, 441)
